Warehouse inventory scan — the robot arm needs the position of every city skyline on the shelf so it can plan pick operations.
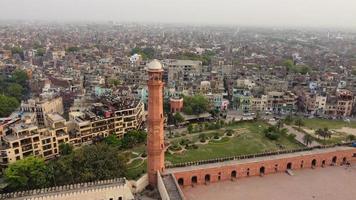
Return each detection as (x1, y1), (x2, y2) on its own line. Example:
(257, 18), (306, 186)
(0, 0), (356, 29)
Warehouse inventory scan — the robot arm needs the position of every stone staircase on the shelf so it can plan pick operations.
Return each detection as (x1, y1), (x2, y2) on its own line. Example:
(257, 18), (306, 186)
(162, 175), (184, 200)
(286, 169), (295, 176)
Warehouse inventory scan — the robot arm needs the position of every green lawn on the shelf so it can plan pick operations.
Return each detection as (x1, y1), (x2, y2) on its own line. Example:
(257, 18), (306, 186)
(126, 160), (146, 180)
(125, 121), (304, 178)
(165, 121), (303, 164)
(303, 118), (356, 130)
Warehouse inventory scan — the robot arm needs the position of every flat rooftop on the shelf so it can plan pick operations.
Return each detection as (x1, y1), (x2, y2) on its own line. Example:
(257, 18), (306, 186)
(183, 164), (356, 200)
(165, 146), (354, 174)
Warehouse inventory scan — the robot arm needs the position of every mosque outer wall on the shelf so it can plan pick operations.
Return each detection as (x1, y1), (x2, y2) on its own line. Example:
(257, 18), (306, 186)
(172, 148), (356, 187)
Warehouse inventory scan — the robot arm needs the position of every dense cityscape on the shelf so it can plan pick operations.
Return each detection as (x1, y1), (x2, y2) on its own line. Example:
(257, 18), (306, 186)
(0, 2), (356, 200)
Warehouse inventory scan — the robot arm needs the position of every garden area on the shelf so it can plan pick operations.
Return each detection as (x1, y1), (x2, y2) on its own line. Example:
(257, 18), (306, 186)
(165, 121), (303, 164)
(288, 117), (356, 145)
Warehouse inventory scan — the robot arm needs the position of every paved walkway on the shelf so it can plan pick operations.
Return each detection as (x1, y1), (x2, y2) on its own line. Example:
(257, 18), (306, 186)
(284, 125), (320, 147)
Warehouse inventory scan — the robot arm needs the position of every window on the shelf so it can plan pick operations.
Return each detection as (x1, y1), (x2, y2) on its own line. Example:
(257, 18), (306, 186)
(15, 149), (19, 154)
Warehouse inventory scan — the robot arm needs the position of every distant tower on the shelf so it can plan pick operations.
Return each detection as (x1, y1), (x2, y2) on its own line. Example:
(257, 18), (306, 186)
(147, 59), (165, 186)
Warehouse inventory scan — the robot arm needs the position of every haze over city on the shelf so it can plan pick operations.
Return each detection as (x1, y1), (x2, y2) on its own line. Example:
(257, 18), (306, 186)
(0, 0), (356, 200)
(0, 0), (356, 28)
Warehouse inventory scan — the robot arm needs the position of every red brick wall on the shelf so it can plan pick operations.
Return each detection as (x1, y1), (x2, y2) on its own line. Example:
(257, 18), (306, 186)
(173, 149), (356, 187)
(170, 98), (183, 113)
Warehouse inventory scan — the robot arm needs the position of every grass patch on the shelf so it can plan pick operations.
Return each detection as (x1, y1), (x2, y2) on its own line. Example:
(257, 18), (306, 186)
(292, 126), (346, 145)
(209, 137), (230, 144)
(127, 158), (143, 169)
(166, 121), (303, 164)
(303, 118), (356, 130)
(126, 160), (146, 180)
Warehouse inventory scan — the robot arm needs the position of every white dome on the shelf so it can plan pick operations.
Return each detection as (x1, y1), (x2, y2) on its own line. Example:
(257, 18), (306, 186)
(147, 59), (163, 71)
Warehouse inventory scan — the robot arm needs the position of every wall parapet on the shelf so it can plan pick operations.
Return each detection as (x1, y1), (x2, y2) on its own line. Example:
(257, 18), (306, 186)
(0, 178), (126, 199)
(166, 143), (354, 168)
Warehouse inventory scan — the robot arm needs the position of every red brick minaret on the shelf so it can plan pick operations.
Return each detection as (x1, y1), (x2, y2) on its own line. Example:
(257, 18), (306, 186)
(147, 59), (165, 186)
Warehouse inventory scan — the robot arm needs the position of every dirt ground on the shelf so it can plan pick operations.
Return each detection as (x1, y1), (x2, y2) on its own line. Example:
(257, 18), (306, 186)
(183, 164), (356, 200)
(335, 127), (356, 136)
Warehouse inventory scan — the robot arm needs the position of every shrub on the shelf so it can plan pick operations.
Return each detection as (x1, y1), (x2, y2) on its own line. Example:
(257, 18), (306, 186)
(265, 132), (279, 140)
(169, 144), (182, 151)
(186, 144), (198, 150)
(287, 133), (296, 140)
(180, 139), (191, 146)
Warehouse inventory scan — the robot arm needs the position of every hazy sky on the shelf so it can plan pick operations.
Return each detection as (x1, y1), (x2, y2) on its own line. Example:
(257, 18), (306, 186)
(0, 0), (355, 28)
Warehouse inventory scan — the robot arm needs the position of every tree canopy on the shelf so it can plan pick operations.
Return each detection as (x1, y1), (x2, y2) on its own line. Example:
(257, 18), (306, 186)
(5, 156), (50, 191)
(131, 47), (155, 60)
(49, 144), (127, 185)
(183, 95), (210, 115)
(0, 69), (29, 117)
(176, 51), (215, 65)
(0, 95), (20, 117)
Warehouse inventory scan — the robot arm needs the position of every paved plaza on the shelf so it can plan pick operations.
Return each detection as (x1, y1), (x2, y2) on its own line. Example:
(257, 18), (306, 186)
(183, 164), (356, 200)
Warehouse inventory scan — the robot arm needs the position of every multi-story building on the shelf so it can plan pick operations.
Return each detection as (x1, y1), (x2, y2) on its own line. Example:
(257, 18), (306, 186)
(164, 60), (203, 91)
(324, 90), (353, 117)
(0, 99), (144, 167)
(251, 95), (268, 112)
(68, 100), (145, 147)
(20, 97), (64, 127)
(266, 91), (297, 114)
(336, 90), (353, 117)
(0, 113), (68, 167)
(302, 92), (327, 115)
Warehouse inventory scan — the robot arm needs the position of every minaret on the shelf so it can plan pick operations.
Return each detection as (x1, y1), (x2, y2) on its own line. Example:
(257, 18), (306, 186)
(147, 59), (165, 186)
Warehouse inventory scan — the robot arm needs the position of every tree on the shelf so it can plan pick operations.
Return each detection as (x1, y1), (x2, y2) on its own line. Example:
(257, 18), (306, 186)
(11, 69), (28, 87)
(299, 65), (311, 75)
(198, 133), (207, 142)
(303, 134), (314, 146)
(59, 143), (74, 155)
(284, 115), (294, 125)
(323, 128), (332, 139)
(283, 59), (294, 68)
(315, 128), (323, 139)
(226, 128), (234, 136)
(276, 120), (284, 130)
(121, 130), (147, 149)
(5, 156), (50, 191)
(11, 46), (23, 55)
(36, 48), (46, 56)
(294, 118), (304, 128)
(173, 112), (185, 127)
(0, 95), (20, 117)
(346, 134), (355, 142)
(50, 144), (127, 185)
(103, 134), (122, 147)
(130, 47), (155, 60)
(66, 46), (80, 52)
(187, 124), (193, 134)
(6, 83), (23, 100)
(264, 126), (280, 140)
(183, 95), (210, 115)
(315, 128), (331, 140)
